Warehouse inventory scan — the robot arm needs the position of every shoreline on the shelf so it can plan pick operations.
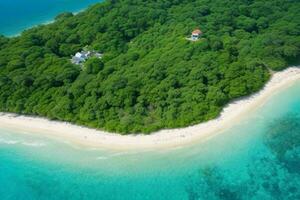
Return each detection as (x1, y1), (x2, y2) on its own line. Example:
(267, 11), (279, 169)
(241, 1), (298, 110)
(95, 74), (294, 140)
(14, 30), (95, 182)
(1, 67), (300, 150)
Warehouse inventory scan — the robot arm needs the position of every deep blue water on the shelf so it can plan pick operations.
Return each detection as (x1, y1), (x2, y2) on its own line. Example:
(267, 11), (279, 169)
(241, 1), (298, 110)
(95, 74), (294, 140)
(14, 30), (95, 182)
(0, 0), (102, 36)
(1, 80), (300, 199)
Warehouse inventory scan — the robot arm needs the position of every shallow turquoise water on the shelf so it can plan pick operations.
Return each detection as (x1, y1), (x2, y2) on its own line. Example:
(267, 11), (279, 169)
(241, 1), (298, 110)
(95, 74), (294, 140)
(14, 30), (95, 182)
(1, 80), (300, 199)
(0, 0), (102, 36)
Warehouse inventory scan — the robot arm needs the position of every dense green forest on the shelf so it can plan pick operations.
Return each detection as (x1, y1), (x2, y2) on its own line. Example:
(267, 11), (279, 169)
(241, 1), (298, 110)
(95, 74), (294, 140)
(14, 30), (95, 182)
(0, 0), (299, 134)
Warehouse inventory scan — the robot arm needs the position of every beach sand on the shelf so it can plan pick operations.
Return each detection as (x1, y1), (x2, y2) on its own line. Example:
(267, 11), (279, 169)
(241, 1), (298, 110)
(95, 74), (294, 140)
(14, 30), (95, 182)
(1, 67), (300, 150)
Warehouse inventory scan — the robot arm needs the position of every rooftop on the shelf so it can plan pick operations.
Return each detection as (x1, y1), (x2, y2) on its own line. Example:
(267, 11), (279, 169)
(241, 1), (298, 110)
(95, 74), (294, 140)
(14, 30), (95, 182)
(192, 29), (202, 35)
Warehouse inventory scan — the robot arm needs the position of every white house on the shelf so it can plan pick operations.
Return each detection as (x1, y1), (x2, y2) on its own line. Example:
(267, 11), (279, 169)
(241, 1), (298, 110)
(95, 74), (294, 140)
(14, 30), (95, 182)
(72, 52), (87, 65)
(71, 50), (102, 65)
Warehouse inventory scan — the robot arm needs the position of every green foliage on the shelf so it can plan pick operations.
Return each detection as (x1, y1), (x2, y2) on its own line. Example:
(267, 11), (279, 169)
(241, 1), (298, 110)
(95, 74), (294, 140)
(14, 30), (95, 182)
(0, 0), (299, 134)
(84, 58), (104, 74)
(55, 12), (74, 21)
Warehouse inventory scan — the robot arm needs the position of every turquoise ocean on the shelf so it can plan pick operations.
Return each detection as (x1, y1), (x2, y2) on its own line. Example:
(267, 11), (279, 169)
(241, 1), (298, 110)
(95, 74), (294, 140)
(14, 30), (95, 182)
(0, 1), (300, 199)
(0, 0), (101, 36)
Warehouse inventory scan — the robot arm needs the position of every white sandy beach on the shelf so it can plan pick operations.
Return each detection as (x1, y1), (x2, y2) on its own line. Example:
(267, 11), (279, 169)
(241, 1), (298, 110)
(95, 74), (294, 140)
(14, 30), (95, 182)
(0, 67), (300, 150)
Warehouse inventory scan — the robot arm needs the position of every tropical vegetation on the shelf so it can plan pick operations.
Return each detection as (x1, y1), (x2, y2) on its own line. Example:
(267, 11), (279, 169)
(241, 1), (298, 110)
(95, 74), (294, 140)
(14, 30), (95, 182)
(0, 0), (299, 134)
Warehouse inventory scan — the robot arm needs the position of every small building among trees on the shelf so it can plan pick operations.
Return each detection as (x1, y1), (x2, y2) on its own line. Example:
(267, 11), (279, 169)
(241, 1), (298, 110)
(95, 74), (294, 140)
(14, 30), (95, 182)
(71, 51), (89, 65)
(71, 50), (103, 65)
(191, 29), (203, 41)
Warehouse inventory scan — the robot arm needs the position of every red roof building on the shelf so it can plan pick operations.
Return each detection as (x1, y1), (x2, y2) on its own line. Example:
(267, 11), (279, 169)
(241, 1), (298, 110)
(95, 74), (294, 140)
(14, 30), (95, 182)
(192, 29), (202, 36)
(191, 29), (203, 41)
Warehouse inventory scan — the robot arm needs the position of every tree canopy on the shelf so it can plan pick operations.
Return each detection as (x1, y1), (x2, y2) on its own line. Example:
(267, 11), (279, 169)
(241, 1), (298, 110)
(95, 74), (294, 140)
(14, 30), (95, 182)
(0, 0), (299, 134)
